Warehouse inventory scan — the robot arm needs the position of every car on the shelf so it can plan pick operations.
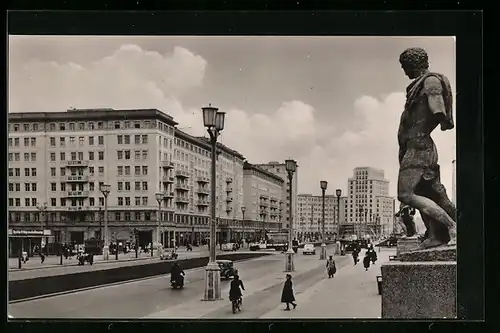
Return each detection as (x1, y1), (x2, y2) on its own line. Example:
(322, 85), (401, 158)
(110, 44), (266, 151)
(217, 260), (238, 280)
(302, 243), (316, 255)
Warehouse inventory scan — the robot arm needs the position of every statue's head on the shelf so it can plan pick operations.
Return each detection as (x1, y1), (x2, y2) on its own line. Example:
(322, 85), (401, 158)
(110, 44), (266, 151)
(399, 47), (429, 79)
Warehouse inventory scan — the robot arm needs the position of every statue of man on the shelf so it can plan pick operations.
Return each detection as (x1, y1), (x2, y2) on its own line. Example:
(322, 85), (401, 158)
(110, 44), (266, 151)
(397, 47), (457, 249)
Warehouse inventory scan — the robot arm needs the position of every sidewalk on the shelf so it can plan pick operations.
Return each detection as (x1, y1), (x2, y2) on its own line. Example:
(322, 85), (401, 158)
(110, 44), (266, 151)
(260, 247), (396, 319)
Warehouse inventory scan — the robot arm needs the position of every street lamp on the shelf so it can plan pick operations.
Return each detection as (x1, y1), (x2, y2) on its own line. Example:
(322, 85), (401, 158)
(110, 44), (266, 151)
(202, 103), (225, 301)
(99, 183), (111, 260)
(284, 159), (297, 272)
(319, 181), (327, 260)
(36, 202), (48, 254)
(335, 189), (342, 240)
(155, 192), (166, 258)
(241, 206), (246, 248)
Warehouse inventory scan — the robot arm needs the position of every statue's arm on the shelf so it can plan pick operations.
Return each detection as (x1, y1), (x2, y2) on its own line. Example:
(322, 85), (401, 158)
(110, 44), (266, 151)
(423, 76), (448, 130)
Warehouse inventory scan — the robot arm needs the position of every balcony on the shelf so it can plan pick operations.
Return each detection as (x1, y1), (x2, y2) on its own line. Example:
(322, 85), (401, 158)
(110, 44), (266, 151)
(259, 201), (269, 207)
(62, 160), (89, 167)
(62, 190), (90, 198)
(226, 177), (233, 183)
(164, 192), (175, 198)
(196, 187), (210, 195)
(196, 199), (210, 206)
(62, 175), (89, 182)
(162, 175), (174, 183)
(226, 186), (233, 192)
(226, 196), (233, 202)
(67, 206), (87, 211)
(175, 183), (189, 191)
(175, 170), (190, 178)
(260, 207), (269, 214)
(161, 161), (175, 169)
(175, 196), (189, 204)
(196, 176), (210, 184)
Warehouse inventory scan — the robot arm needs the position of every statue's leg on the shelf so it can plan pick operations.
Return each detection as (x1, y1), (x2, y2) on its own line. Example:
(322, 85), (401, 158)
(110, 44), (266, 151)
(398, 168), (456, 246)
(419, 213), (447, 249)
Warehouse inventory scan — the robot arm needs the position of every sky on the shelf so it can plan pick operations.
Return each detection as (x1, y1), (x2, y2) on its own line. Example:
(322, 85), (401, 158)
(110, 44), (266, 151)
(8, 35), (456, 200)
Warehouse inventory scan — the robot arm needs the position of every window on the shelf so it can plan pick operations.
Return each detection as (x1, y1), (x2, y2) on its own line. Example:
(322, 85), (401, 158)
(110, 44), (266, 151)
(89, 198), (95, 206)
(125, 166), (130, 175)
(8, 138), (12, 147)
(31, 152), (36, 161)
(15, 183), (20, 191)
(98, 151), (104, 160)
(32, 198), (37, 206)
(89, 122), (94, 130)
(24, 138), (29, 146)
(24, 124), (29, 131)
(125, 121), (131, 128)
(31, 167), (36, 176)
(60, 167), (66, 176)
(125, 197), (131, 206)
(60, 198), (66, 206)
(135, 181), (141, 191)
(25, 183), (30, 192)
(98, 122), (104, 129)
(9, 198), (13, 206)
(61, 183), (66, 191)
(69, 123), (75, 131)
(24, 153), (30, 162)
(25, 198), (30, 206)
(142, 181), (148, 191)
(117, 135), (123, 144)
(134, 135), (140, 144)
(125, 150), (130, 160)
(124, 135), (130, 144)
(15, 198), (20, 206)
(89, 136), (94, 145)
(78, 152), (84, 160)
(135, 166), (141, 176)
(135, 122), (141, 129)
(79, 137), (85, 145)
(51, 198), (57, 206)
(9, 183), (14, 191)
(32, 183), (37, 191)
(51, 183), (57, 191)
(125, 182), (130, 191)
(14, 153), (20, 161)
(89, 151), (94, 160)
(71, 152), (77, 160)
(124, 212), (131, 221)
(142, 135), (148, 144)
(50, 153), (56, 161)
(115, 212), (121, 221)
(117, 151), (123, 160)
(142, 150), (148, 160)
(49, 123), (56, 131)
(98, 166), (104, 175)
(142, 197), (148, 206)
(142, 166), (148, 175)
(60, 123), (66, 131)
(115, 121), (120, 129)
(31, 137), (36, 146)
(89, 182), (95, 191)
(117, 182), (123, 191)
(99, 197), (104, 206)
(24, 168), (30, 177)
(135, 150), (141, 160)
(135, 212), (141, 220)
(60, 137), (66, 147)
(69, 137), (75, 145)
(118, 197), (123, 206)
(51, 168), (56, 176)
(98, 136), (104, 145)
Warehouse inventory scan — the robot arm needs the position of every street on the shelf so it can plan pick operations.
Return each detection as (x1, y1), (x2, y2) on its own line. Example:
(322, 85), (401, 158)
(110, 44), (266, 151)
(9, 246), (395, 319)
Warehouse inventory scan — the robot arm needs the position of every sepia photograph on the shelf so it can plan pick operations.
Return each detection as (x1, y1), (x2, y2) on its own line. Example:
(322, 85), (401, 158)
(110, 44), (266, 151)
(8, 35), (457, 320)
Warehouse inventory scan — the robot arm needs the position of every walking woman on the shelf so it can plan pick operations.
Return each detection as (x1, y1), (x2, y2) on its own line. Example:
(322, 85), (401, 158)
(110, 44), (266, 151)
(281, 274), (297, 311)
(363, 252), (371, 271)
(326, 255), (336, 278)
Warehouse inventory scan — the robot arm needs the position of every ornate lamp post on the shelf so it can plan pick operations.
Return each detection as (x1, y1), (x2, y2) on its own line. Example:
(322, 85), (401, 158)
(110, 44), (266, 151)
(36, 202), (48, 254)
(202, 104), (225, 301)
(99, 183), (111, 260)
(335, 189), (342, 239)
(155, 192), (166, 258)
(284, 159), (297, 272)
(319, 181), (327, 260)
(241, 206), (246, 248)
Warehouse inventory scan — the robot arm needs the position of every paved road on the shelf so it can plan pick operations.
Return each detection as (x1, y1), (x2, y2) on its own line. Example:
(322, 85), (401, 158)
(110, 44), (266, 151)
(9, 246), (394, 319)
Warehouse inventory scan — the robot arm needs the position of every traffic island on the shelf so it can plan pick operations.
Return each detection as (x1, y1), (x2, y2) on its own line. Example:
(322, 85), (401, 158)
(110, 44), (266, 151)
(9, 252), (269, 302)
(381, 245), (456, 319)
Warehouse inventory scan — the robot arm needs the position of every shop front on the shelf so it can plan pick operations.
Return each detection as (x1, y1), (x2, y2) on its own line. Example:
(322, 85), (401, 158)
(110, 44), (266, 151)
(8, 229), (52, 258)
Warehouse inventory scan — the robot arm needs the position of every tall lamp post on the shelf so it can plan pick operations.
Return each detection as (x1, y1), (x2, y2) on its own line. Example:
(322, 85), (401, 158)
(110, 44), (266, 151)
(335, 189), (342, 240)
(99, 184), (111, 260)
(241, 206), (246, 248)
(284, 159), (297, 272)
(319, 181), (327, 260)
(155, 192), (166, 258)
(37, 202), (48, 254)
(202, 104), (225, 301)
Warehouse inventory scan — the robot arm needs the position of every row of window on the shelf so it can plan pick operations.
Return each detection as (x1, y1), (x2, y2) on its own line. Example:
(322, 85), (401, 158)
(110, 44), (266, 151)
(10, 120), (153, 133)
(7, 137), (37, 148)
(8, 152), (37, 162)
(8, 196), (149, 207)
(9, 183), (37, 192)
(117, 150), (148, 160)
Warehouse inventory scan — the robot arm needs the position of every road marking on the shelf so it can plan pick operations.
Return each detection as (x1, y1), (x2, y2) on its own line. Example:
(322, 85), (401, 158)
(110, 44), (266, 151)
(9, 255), (274, 304)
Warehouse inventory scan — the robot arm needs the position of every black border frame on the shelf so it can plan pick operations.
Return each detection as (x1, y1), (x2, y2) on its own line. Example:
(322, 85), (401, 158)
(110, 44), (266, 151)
(4, 7), (485, 333)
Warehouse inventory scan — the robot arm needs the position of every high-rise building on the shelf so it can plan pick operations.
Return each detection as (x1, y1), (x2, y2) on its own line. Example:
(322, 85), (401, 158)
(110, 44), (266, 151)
(343, 167), (394, 238)
(242, 162), (284, 241)
(297, 194), (347, 240)
(452, 159), (457, 206)
(256, 162), (298, 234)
(7, 108), (247, 256)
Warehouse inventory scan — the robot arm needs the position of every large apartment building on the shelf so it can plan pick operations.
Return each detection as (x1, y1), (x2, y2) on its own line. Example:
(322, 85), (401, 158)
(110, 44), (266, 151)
(297, 194), (347, 240)
(256, 162), (298, 234)
(243, 162), (284, 241)
(7, 108), (254, 256)
(343, 167), (395, 238)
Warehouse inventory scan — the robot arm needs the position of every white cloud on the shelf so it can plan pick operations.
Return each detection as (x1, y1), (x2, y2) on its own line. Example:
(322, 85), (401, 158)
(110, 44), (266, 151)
(9, 43), (456, 200)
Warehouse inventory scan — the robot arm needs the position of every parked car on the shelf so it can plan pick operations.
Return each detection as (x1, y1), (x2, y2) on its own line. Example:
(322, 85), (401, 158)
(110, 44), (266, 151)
(217, 260), (238, 280)
(249, 243), (261, 251)
(302, 243), (316, 255)
(222, 243), (238, 251)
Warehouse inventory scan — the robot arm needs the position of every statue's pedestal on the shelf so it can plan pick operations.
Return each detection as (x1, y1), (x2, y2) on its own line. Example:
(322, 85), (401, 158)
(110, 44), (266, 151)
(396, 237), (421, 256)
(381, 245), (457, 319)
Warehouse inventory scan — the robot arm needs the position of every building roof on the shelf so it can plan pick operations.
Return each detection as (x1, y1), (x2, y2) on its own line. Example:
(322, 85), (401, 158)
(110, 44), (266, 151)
(243, 161), (284, 184)
(175, 129), (211, 151)
(8, 108), (179, 126)
(196, 137), (245, 160)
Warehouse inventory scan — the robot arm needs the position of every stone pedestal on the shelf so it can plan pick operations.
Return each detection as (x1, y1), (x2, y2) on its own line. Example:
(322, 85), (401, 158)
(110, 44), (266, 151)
(284, 249), (295, 272)
(396, 237), (421, 256)
(102, 245), (109, 261)
(320, 243), (327, 260)
(381, 245), (457, 319)
(203, 261), (222, 301)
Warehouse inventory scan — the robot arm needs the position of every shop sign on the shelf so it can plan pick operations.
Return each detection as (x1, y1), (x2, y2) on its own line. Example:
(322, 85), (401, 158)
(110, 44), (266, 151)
(8, 229), (52, 237)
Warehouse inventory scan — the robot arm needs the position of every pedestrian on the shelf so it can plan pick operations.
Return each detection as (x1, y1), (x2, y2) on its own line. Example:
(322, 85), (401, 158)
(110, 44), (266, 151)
(363, 253), (371, 271)
(370, 248), (378, 264)
(40, 252), (45, 264)
(352, 249), (359, 265)
(326, 255), (336, 278)
(281, 274), (297, 311)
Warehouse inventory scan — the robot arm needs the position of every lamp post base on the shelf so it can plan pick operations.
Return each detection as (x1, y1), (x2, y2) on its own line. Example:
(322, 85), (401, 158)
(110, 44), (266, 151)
(203, 261), (222, 301)
(284, 249), (295, 272)
(320, 243), (327, 260)
(102, 245), (110, 261)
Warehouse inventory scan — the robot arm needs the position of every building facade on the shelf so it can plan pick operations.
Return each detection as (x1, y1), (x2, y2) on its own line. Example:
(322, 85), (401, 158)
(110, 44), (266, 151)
(256, 162), (298, 234)
(7, 108), (247, 256)
(243, 162), (284, 241)
(343, 167), (394, 239)
(297, 194), (347, 241)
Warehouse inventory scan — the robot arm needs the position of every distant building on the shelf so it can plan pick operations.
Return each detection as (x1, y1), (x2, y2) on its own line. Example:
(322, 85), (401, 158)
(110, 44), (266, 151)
(297, 194), (347, 240)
